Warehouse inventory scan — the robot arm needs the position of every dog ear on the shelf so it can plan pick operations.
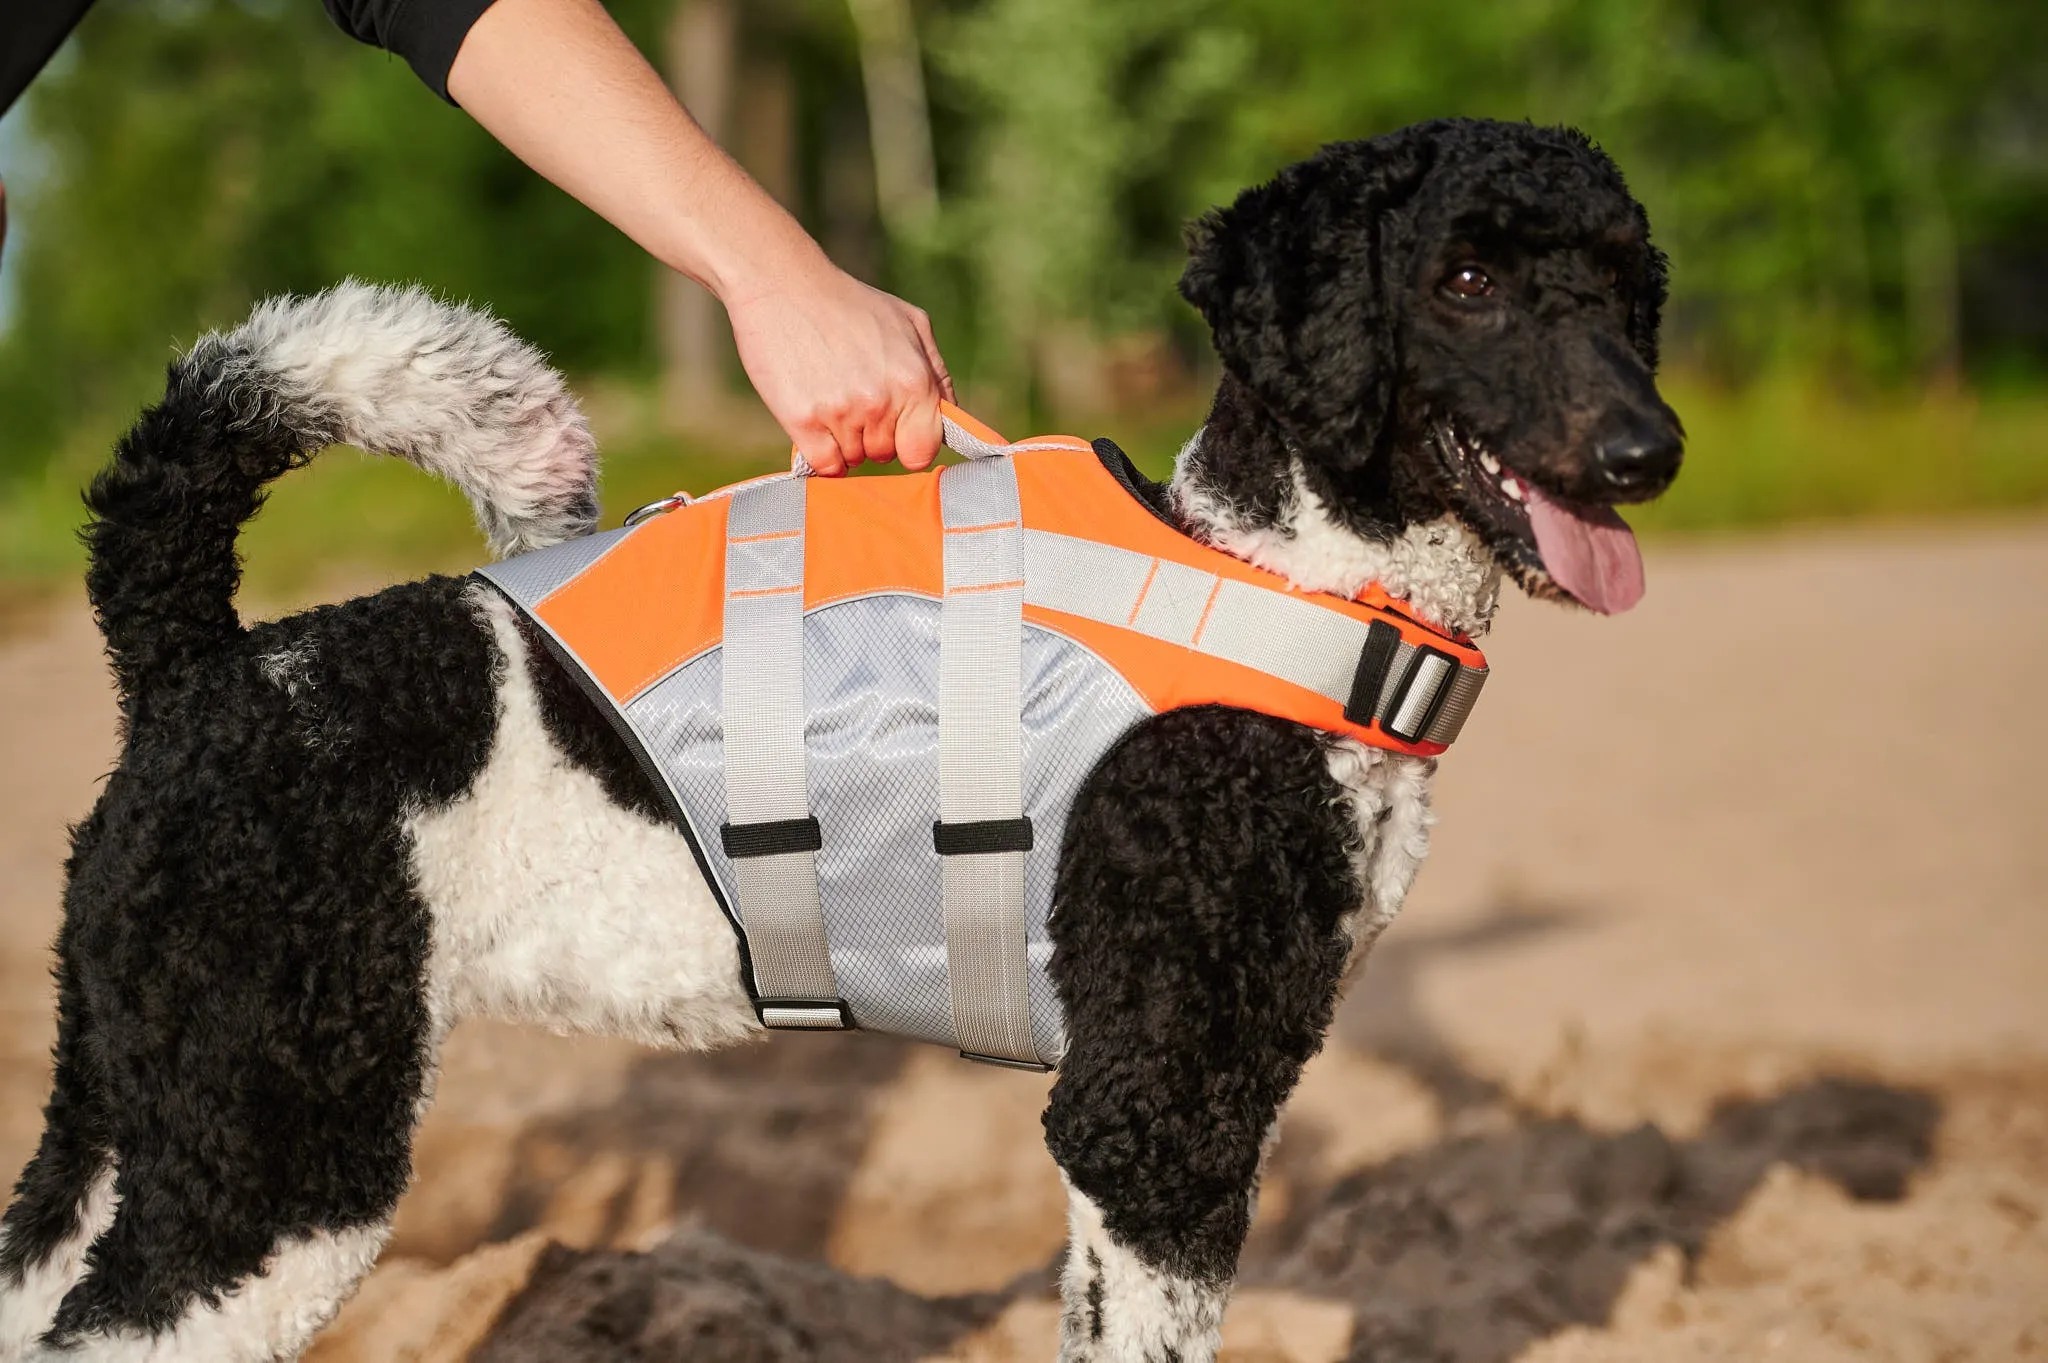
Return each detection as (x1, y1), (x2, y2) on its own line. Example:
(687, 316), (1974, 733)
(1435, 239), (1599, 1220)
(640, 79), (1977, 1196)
(1629, 227), (1670, 373)
(1179, 130), (1437, 470)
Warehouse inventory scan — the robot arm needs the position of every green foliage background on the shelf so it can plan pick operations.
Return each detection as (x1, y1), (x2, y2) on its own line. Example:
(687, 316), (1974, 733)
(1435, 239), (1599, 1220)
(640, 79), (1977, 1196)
(0, 0), (2043, 590)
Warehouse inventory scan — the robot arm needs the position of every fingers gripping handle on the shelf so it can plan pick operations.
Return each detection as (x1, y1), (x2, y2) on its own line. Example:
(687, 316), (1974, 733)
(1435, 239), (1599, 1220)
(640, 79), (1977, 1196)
(631, 405), (1030, 524)
(788, 402), (1018, 476)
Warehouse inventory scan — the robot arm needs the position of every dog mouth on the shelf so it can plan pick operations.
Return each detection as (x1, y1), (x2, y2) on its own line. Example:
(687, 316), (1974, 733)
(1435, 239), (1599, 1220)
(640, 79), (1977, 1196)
(1429, 421), (1645, 615)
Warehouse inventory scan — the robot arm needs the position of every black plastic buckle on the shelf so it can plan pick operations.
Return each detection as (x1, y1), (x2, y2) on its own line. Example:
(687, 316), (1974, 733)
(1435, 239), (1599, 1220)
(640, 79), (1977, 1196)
(1382, 645), (1460, 744)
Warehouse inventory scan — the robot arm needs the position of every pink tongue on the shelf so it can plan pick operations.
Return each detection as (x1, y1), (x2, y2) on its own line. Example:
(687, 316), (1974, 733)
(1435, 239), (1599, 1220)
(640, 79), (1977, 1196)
(1524, 486), (1645, 614)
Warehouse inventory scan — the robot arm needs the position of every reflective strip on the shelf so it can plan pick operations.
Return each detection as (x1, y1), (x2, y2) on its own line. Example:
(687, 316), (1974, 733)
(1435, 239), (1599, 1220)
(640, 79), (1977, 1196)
(936, 458), (1038, 1065)
(1021, 528), (1487, 745)
(721, 477), (840, 1014)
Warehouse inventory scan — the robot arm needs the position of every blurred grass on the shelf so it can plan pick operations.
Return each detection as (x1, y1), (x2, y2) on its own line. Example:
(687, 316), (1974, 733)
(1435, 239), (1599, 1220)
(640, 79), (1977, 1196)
(2, 371), (2045, 605)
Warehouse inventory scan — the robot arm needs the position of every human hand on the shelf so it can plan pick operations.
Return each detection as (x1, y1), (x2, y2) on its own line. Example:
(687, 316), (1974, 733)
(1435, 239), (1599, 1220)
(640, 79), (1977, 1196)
(725, 256), (954, 477)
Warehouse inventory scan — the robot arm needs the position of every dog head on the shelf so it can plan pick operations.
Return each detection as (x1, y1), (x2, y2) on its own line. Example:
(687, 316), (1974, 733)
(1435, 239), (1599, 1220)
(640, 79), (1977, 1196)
(1180, 118), (1681, 614)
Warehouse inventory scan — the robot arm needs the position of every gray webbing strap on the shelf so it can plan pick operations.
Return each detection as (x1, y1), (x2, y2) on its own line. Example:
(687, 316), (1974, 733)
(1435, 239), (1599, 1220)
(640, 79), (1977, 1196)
(1020, 528), (1488, 747)
(936, 457), (1040, 1067)
(720, 477), (844, 1027)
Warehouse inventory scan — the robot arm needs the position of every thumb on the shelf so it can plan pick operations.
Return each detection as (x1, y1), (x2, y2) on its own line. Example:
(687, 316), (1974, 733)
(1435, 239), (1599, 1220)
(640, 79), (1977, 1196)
(792, 429), (848, 478)
(894, 391), (944, 472)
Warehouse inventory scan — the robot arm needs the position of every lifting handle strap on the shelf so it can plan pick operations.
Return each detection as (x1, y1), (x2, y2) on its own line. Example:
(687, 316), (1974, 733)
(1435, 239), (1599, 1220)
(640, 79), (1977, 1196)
(789, 402), (1084, 476)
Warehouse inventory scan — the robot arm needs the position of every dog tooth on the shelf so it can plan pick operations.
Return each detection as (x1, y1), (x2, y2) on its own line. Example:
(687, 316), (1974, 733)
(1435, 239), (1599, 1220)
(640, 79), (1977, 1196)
(1501, 477), (1524, 501)
(1479, 452), (1501, 475)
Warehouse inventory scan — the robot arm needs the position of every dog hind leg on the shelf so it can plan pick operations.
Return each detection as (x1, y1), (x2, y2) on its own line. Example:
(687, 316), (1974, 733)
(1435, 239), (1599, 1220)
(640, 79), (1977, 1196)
(28, 1001), (434, 1360)
(33, 1219), (387, 1363)
(29, 1102), (408, 1363)
(0, 1159), (118, 1362)
(0, 958), (118, 1360)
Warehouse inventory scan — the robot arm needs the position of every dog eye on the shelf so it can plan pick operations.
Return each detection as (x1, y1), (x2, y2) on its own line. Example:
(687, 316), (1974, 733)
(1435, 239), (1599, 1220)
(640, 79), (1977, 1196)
(1444, 266), (1496, 299)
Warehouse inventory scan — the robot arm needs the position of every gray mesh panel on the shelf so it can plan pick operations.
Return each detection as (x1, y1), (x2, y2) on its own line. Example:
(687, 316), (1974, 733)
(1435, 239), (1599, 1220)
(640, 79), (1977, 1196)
(623, 594), (1148, 1064)
(627, 650), (735, 903)
(477, 525), (634, 608)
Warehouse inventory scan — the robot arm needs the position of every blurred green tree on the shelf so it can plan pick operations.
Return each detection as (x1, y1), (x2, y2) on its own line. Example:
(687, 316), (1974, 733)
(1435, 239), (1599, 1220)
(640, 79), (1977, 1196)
(922, 0), (2045, 402)
(0, 0), (2041, 484)
(0, 0), (669, 479)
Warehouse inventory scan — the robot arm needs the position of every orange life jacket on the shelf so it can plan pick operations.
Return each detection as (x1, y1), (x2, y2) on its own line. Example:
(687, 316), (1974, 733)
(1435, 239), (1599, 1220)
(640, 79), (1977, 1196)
(477, 407), (1487, 1068)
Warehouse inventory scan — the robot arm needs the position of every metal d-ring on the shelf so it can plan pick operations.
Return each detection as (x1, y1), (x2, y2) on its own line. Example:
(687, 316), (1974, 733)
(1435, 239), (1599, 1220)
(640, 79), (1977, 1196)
(623, 492), (691, 527)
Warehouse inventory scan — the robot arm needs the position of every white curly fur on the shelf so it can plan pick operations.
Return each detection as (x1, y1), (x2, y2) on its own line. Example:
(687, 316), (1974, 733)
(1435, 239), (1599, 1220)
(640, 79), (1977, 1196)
(208, 281), (597, 558)
(1058, 1177), (1228, 1363)
(1169, 429), (1503, 638)
(406, 590), (760, 1053)
(0, 1164), (117, 1361)
(13, 1226), (388, 1363)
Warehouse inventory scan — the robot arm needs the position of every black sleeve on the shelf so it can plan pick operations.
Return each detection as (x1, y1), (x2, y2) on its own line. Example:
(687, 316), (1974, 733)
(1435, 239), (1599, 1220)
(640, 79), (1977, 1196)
(1, 0), (98, 116)
(322, 0), (503, 103)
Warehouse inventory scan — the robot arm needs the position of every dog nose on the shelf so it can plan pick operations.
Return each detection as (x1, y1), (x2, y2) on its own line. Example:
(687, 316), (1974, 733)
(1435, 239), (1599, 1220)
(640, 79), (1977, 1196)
(1593, 409), (1683, 493)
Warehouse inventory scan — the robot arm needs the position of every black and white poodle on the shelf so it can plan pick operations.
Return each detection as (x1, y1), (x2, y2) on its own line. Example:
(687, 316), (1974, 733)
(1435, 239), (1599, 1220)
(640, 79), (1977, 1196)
(0, 117), (1679, 1361)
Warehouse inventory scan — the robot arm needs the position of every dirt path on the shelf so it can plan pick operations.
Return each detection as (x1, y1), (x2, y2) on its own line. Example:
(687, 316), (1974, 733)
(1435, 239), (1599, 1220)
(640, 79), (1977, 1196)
(2, 521), (2043, 1361)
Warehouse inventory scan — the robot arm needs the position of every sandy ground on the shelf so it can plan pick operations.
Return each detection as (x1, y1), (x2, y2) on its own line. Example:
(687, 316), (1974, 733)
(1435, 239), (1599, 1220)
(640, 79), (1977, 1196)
(1, 520), (2044, 1362)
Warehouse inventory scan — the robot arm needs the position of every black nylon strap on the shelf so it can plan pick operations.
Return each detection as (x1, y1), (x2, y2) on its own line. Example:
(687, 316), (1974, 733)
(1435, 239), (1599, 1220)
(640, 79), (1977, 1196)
(721, 817), (824, 859)
(1345, 619), (1404, 725)
(933, 817), (1036, 856)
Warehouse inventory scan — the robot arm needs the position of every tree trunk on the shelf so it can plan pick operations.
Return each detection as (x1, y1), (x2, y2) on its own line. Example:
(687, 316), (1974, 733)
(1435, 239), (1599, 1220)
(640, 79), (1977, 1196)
(659, 0), (738, 430)
(845, 0), (938, 238)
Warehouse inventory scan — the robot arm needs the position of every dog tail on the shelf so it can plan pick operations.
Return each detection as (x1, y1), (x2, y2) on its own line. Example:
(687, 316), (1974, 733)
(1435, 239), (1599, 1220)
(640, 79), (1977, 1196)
(83, 281), (597, 692)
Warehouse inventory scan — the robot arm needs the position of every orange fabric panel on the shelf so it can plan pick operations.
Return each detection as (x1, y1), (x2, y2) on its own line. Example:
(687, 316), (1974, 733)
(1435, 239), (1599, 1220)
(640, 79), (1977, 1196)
(804, 469), (945, 607)
(1023, 605), (1449, 758)
(535, 495), (730, 704)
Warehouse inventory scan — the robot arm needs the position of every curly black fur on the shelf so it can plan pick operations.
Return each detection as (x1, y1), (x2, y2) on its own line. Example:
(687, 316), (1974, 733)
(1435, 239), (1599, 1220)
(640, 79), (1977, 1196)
(1044, 708), (1360, 1287)
(45, 582), (495, 1341)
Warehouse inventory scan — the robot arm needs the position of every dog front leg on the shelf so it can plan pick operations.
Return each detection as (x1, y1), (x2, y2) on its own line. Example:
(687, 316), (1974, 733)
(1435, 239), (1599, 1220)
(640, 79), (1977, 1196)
(1040, 710), (1364, 1363)
(1043, 1005), (1334, 1363)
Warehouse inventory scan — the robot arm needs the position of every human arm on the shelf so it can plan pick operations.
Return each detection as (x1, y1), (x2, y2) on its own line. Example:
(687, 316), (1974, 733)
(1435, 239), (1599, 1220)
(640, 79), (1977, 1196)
(0, 0), (96, 118)
(330, 0), (951, 474)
